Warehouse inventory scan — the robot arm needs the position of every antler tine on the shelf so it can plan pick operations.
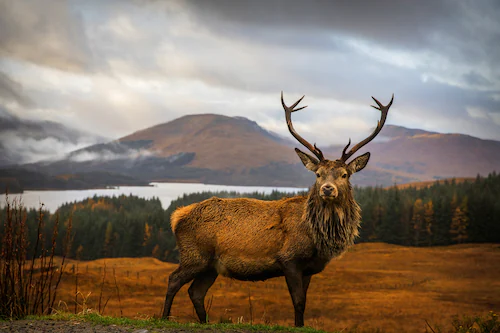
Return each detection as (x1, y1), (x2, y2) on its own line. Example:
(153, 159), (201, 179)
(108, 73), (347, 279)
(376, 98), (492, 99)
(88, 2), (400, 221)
(289, 95), (308, 112)
(371, 94), (393, 111)
(341, 138), (351, 157)
(281, 91), (324, 161)
(341, 94), (394, 162)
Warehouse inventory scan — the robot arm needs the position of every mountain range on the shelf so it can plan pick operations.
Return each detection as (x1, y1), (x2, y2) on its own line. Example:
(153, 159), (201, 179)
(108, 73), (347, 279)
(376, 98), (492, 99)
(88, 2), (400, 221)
(1, 112), (499, 192)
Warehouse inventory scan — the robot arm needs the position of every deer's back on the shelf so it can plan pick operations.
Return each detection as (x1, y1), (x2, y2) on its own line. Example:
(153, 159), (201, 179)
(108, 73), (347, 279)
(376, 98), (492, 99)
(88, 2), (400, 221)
(172, 196), (306, 236)
(171, 196), (319, 280)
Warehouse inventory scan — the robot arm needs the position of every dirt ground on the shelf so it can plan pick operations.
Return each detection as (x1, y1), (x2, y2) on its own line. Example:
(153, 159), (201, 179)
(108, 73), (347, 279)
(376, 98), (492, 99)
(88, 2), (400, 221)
(0, 320), (131, 333)
(0, 320), (292, 333)
(0, 319), (267, 333)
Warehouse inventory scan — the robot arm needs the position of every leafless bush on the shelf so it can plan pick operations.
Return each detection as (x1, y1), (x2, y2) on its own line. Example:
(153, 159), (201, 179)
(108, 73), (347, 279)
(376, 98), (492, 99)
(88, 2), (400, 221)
(0, 195), (72, 319)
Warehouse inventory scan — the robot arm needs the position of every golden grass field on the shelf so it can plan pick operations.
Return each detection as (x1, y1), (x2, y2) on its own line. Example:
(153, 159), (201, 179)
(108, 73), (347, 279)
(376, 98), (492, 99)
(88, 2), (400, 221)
(54, 243), (500, 333)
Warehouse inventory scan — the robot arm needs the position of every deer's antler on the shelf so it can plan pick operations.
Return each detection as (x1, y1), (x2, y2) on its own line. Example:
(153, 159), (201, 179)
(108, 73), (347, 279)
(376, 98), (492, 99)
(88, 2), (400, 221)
(340, 94), (394, 162)
(281, 91), (324, 161)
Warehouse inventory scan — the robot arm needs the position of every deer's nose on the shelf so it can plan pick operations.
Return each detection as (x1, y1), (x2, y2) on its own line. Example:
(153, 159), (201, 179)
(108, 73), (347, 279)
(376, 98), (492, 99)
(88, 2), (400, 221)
(321, 184), (338, 198)
(323, 185), (333, 194)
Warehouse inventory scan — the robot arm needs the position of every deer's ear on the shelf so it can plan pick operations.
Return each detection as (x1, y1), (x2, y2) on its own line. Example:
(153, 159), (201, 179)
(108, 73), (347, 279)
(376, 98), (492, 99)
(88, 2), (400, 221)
(347, 152), (370, 174)
(295, 148), (319, 172)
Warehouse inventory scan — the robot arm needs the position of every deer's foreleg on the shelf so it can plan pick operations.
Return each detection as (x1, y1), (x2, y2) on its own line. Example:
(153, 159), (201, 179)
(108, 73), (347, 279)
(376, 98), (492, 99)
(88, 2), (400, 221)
(284, 266), (308, 327)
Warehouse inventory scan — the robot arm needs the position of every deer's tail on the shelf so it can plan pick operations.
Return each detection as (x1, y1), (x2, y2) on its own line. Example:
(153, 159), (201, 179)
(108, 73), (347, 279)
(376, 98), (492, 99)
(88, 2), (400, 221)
(170, 205), (195, 234)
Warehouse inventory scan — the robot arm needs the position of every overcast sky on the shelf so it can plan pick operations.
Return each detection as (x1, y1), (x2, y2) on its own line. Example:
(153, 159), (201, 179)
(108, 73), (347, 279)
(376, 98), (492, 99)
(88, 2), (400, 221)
(1, 0), (499, 149)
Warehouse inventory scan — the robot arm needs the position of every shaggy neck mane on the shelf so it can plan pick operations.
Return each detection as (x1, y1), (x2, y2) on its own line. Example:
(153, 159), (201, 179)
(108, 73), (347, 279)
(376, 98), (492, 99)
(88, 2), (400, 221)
(303, 184), (361, 257)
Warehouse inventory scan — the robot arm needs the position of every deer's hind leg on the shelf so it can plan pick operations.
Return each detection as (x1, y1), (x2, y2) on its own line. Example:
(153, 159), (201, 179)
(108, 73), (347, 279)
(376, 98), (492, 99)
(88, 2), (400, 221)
(162, 248), (212, 320)
(188, 269), (218, 323)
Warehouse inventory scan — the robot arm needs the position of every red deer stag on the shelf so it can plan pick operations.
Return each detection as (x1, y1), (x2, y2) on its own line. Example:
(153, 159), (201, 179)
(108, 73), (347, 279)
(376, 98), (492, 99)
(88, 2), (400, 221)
(162, 92), (394, 327)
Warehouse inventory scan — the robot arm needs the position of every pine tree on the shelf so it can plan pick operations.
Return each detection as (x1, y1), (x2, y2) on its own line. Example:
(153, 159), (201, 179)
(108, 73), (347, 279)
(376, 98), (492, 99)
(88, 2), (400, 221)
(424, 200), (434, 246)
(411, 198), (424, 246)
(103, 221), (114, 257)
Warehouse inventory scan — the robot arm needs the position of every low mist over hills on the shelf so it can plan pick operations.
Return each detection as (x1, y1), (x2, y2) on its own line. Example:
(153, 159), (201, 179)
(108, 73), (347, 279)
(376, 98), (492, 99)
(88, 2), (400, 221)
(2, 113), (499, 192)
(0, 107), (107, 166)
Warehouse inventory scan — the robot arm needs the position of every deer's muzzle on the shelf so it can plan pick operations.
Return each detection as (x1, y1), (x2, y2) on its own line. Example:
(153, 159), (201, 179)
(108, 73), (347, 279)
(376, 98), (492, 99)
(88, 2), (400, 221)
(320, 184), (338, 200)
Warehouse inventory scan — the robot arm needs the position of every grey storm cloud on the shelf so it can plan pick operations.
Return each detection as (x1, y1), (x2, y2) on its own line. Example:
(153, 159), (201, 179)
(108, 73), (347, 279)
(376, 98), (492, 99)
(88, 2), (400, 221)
(463, 71), (493, 88)
(181, 0), (500, 61)
(0, 0), (499, 154)
(181, 0), (454, 43)
(0, 0), (93, 72)
(0, 71), (31, 106)
(176, 1), (500, 95)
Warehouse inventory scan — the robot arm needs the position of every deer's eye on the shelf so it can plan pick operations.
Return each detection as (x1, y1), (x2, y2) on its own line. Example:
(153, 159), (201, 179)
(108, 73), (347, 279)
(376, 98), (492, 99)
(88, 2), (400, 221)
(316, 173), (320, 178)
(342, 173), (348, 179)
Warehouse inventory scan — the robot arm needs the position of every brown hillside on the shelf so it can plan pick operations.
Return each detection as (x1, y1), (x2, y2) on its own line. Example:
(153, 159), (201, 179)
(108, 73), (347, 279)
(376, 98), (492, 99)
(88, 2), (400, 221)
(120, 114), (297, 170)
(326, 125), (500, 184)
(370, 131), (500, 180)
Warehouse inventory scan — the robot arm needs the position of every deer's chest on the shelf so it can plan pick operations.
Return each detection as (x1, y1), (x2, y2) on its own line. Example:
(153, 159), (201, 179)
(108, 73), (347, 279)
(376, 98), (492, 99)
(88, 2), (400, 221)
(298, 252), (332, 276)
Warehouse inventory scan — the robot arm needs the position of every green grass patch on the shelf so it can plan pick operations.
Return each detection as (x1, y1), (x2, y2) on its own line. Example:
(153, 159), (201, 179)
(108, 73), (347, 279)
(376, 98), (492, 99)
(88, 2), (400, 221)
(21, 312), (332, 333)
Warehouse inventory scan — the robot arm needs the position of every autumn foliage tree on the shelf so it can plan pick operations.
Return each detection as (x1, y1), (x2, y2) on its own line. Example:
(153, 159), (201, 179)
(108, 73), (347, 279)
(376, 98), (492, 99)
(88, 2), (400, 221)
(411, 198), (424, 246)
(450, 197), (469, 244)
(423, 200), (434, 246)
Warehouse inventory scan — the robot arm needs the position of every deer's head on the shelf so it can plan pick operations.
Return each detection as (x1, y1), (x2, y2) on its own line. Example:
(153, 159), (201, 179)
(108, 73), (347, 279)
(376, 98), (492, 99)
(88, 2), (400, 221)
(281, 92), (393, 202)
